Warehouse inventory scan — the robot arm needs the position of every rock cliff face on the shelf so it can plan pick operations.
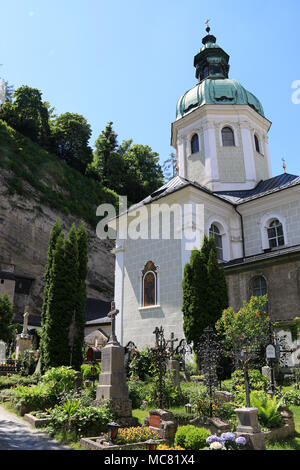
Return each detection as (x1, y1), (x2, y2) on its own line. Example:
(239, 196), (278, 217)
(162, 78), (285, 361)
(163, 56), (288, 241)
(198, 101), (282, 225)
(0, 170), (115, 315)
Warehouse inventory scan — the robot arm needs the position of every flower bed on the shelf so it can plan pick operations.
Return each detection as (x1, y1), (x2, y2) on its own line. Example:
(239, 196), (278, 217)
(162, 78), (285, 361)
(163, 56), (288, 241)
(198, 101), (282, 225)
(80, 426), (164, 450)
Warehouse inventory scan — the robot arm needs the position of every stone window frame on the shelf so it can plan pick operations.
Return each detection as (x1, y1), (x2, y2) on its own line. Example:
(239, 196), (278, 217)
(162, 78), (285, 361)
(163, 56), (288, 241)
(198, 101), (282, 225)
(190, 133), (200, 154)
(260, 213), (287, 251)
(206, 217), (230, 261)
(252, 129), (265, 156)
(139, 261), (160, 310)
(221, 125), (236, 147)
(248, 274), (269, 311)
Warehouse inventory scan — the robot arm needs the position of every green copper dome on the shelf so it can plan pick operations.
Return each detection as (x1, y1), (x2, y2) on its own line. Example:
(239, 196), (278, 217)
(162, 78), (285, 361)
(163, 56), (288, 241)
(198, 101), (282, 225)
(176, 78), (265, 119)
(176, 26), (265, 119)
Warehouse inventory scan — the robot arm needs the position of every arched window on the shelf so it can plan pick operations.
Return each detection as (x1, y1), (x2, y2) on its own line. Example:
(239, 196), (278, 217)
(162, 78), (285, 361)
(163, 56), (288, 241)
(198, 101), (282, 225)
(251, 276), (267, 297)
(191, 134), (199, 154)
(267, 219), (285, 248)
(209, 224), (223, 260)
(221, 127), (235, 146)
(142, 261), (158, 307)
(254, 134), (260, 153)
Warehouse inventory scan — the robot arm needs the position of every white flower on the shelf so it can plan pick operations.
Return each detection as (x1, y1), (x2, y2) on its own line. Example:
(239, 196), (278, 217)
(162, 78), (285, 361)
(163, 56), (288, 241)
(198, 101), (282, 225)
(210, 441), (223, 450)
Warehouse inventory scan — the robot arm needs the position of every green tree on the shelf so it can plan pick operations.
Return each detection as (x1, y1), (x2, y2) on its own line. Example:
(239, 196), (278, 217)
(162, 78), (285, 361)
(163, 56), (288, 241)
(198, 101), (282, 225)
(0, 85), (51, 148)
(72, 222), (88, 370)
(122, 143), (164, 203)
(41, 232), (70, 369)
(182, 237), (228, 346)
(40, 221), (88, 371)
(51, 112), (93, 174)
(182, 249), (208, 345)
(162, 152), (177, 182)
(0, 293), (14, 343)
(216, 295), (270, 406)
(40, 219), (63, 369)
(89, 121), (118, 185)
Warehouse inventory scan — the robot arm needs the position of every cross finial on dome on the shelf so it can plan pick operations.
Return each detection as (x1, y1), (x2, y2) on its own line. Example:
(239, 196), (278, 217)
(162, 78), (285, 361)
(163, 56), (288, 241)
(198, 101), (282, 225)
(205, 18), (211, 33)
(282, 158), (287, 173)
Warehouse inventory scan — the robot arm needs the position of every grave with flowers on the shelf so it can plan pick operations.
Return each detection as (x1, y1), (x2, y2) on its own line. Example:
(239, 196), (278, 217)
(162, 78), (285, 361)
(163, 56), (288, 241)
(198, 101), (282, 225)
(206, 432), (247, 451)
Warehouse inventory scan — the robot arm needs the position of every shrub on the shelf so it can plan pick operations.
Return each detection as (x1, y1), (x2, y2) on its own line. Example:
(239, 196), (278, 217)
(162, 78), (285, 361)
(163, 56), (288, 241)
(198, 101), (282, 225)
(19, 350), (39, 376)
(48, 401), (113, 437)
(81, 363), (101, 381)
(41, 366), (77, 396)
(184, 427), (211, 450)
(174, 425), (196, 448)
(175, 426), (210, 450)
(12, 383), (56, 411)
(282, 387), (300, 406)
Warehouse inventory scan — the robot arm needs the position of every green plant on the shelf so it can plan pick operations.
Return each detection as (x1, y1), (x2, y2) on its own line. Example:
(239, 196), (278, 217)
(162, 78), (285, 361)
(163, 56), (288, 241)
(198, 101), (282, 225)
(175, 426), (210, 450)
(19, 350), (38, 376)
(282, 388), (300, 407)
(174, 425), (195, 448)
(250, 391), (282, 429)
(81, 363), (101, 381)
(41, 366), (77, 396)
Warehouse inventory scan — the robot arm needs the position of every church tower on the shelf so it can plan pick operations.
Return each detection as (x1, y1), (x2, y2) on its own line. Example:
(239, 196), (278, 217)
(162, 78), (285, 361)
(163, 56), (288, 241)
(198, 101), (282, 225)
(171, 25), (272, 192)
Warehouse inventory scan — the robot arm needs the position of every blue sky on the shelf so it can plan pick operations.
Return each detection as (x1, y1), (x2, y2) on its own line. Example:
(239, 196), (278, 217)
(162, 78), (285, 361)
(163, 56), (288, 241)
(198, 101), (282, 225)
(1, 0), (300, 177)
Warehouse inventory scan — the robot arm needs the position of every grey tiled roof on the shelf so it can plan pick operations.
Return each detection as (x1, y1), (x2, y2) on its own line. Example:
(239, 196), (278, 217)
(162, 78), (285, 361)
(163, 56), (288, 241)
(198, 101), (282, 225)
(122, 173), (300, 214)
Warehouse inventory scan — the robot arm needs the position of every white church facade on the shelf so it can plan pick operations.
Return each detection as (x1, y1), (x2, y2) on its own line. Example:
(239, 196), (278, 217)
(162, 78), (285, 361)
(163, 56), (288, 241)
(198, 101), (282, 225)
(111, 27), (300, 365)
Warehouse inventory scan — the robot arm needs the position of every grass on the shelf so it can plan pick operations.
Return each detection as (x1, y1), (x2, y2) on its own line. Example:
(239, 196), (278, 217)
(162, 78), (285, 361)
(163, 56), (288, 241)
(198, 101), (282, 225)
(0, 119), (119, 227)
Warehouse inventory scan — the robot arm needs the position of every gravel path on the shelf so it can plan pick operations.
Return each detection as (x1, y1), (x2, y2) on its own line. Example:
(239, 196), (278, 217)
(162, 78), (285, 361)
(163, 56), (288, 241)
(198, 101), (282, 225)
(0, 405), (70, 450)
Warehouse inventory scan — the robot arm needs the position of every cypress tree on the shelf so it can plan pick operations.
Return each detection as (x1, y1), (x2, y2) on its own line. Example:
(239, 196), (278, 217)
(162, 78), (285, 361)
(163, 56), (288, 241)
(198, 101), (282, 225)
(182, 237), (229, 346)
(72, 223), (88, 370)
(40, 219), (62, 370)
(43, 232), (71, 368)
(182, 249), (209, 345)
(0, 293), (14, 343)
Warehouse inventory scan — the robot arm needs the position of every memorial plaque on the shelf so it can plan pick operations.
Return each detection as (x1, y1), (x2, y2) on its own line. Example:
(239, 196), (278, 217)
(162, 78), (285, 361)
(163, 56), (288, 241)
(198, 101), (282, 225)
(266, 344), (276, 359)
(149, 414), (161, 429)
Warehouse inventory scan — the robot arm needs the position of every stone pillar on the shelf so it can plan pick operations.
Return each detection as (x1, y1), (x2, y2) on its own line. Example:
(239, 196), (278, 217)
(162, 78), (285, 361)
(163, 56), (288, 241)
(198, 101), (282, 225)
(15, 335), (33, 359)
(95, 302), (138, 426)
(167, 358), (181, 389)
(235, 408), (266, 450)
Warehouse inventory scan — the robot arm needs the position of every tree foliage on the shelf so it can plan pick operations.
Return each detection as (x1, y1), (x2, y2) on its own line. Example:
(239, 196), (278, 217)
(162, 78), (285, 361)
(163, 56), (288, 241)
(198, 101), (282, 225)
(40, 220), (89, 371)
(182, 236), (228, 347)
(0, 293), (15, 343)
(51, 112), (93, 174)
(88, 121), (164, 203)
(0, 85), (51, 149)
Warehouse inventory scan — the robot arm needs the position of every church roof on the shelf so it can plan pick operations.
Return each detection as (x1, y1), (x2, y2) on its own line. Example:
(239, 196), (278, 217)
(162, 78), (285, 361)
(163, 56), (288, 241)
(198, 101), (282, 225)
(176, 78), (265, 119)
(126, 173), (300, 212)
(215, 173), (300, 203)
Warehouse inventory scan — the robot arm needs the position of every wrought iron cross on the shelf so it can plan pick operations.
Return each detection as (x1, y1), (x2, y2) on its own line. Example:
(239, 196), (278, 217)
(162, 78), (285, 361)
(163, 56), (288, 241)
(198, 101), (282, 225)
(166, 332), (178, 359)
(108, 301), (119, 344)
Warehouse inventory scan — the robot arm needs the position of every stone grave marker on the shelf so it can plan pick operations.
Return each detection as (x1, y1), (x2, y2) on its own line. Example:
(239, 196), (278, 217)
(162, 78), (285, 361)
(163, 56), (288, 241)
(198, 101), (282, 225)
(143, 409), (177, 442)
(0, 341), (6, 363)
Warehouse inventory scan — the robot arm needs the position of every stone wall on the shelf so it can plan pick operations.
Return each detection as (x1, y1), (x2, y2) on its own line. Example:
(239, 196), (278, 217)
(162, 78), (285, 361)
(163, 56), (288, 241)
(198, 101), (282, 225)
(0, 172), (115, 315)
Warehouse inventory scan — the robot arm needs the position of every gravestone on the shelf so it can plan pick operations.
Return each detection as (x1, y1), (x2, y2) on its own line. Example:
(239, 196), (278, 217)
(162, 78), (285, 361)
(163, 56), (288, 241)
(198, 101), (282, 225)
(0, 341), (6, 363)
(95, 302), (138, 426)
(235, 408), (266, 450)
(15, 310), (33, 359)
(143, 409), (177, 442)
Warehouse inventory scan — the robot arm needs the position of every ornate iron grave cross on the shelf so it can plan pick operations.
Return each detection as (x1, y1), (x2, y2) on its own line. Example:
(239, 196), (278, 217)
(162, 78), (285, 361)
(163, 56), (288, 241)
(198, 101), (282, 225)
(194, 327), (223, 417)
(166, 332), (178, 359)
(150, 326), (172, 408)
(175, 339), (193, 376)
(107, 301), (119, 345)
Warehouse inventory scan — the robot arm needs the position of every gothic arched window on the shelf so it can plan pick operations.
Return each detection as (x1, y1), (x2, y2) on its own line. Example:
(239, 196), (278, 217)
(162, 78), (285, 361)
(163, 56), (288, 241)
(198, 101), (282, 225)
(191, 134), (199, 154)
(209, 224), (223, 260)
(267, 219), (285, 248)
(254, 134), (260, 153)
(221, 127), (235, 146)
(142, 261), (158, 307)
